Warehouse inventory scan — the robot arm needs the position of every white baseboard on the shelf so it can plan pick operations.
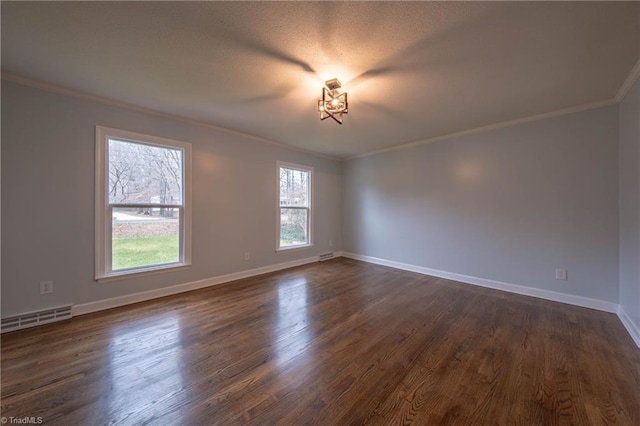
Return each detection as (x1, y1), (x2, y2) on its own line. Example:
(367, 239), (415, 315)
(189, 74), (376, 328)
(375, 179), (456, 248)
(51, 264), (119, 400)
(617, 305), (640, 348)
(340, 252), (619, 313)
(73, 256), (320, 316)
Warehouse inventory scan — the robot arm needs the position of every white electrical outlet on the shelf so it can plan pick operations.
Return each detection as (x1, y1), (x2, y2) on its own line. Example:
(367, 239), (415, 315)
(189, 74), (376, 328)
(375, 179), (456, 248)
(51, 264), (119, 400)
(40, 280), (53, 294)
(555, 268), (568, 281)
(244, 252), (250, 261)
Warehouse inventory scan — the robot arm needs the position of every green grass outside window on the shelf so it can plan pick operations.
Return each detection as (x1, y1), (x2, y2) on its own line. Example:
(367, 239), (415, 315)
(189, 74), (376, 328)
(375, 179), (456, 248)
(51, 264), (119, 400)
(112, 236), (179, 270)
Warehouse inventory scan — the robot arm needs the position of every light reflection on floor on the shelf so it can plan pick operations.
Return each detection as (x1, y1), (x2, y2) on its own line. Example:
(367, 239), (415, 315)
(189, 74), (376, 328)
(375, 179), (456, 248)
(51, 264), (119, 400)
(107, 313), (185, 422)
(275, 277), (312, 368)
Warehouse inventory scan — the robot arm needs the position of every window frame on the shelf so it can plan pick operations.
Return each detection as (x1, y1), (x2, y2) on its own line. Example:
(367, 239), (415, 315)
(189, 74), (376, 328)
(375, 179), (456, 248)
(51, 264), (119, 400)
(95, 126), (192, 282)
(276, 161), (314, 252)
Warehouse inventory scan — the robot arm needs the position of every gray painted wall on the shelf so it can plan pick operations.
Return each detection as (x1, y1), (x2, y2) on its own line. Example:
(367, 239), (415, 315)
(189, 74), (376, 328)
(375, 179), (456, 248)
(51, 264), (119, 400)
(619, 78), (640, 331)
(1, 81), (342, 317)
(343, 107), (620, 303)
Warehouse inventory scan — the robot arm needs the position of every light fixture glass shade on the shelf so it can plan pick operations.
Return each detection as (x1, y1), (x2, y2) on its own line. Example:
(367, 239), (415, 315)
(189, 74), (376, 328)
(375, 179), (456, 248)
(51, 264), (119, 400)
(318, 79), (348, 124)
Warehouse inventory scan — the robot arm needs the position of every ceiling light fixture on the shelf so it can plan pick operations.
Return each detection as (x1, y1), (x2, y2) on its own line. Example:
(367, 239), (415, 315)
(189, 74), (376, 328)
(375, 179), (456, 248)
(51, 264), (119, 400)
(318, 78), (348, 124)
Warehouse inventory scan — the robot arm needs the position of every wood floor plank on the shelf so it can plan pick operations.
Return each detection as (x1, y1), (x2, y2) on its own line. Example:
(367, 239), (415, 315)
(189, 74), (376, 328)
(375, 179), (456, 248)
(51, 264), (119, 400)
(2, 258), (639, 425)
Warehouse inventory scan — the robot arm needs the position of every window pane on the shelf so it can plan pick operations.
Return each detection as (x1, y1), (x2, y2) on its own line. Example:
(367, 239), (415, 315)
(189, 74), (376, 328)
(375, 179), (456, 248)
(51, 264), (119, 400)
(112, 207), (180, 270)
(279, 167), (309, 207)
(280, 208), (308, 247)
(108, 139), (183, 205)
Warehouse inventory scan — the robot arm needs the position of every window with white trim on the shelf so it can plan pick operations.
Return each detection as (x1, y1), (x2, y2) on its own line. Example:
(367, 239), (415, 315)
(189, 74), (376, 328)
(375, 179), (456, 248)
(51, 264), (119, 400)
(277, 162), (313, 250)
(95, 126), (191, 281)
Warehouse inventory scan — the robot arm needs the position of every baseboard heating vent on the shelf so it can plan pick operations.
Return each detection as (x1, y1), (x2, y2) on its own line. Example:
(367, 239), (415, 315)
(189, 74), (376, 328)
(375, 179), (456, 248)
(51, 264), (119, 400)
(1, 305), (73, 333)
(319, 252), (335, 262)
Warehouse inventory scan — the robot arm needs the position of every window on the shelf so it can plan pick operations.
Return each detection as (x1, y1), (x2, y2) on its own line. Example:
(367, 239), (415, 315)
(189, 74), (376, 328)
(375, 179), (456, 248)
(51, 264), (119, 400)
(277, 161), (313, 250)
(95, 126), (191, 281)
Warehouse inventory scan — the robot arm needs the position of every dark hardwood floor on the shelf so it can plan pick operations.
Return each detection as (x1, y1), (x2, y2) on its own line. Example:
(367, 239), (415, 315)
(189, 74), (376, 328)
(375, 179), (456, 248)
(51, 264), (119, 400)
(2, 258), (639, 425)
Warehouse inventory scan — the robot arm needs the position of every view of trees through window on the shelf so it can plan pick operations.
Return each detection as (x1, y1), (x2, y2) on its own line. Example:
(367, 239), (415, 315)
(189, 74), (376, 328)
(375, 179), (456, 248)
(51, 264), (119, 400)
(108, 139), (183, 270)
(279, 165), (311, 248)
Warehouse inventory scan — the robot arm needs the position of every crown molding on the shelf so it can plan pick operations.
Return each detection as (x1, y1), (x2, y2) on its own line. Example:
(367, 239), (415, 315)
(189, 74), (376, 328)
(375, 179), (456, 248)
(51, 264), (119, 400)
(615, 58), (640, 103)
(1, 71), (341, 162)
(345, 98), (616, 161)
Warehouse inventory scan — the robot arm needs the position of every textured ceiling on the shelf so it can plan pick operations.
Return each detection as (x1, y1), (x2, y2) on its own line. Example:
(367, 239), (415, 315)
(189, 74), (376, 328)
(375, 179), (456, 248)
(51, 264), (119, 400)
(2, 2), (639, 159)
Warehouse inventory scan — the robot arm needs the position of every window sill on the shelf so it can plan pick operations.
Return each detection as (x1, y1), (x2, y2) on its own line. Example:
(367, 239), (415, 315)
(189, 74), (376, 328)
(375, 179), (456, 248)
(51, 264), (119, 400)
(276, 244), (313, 253)
(96, 263), (191, 283)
